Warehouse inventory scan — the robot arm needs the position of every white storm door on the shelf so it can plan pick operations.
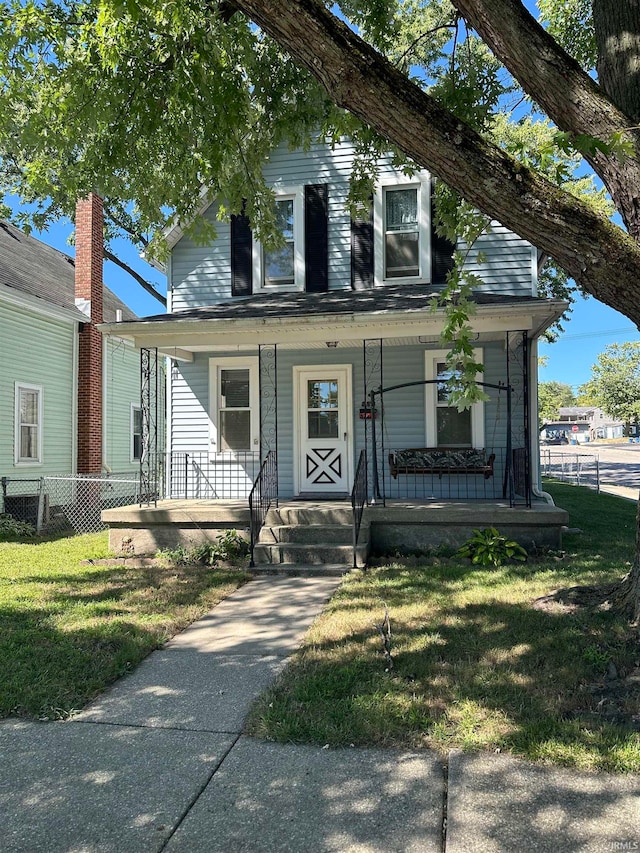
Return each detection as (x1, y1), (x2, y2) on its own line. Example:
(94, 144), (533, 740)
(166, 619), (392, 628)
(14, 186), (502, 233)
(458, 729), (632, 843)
(295, 366), (352, 495)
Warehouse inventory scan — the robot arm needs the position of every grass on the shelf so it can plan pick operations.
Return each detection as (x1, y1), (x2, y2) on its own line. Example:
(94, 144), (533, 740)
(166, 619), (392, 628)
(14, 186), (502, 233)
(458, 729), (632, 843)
(0, 531), (249, 719)
(247, 482), (640, 772)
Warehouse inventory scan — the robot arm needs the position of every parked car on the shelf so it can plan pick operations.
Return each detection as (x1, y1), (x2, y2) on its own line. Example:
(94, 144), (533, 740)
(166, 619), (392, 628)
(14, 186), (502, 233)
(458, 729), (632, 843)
(540, 430), (569, 446)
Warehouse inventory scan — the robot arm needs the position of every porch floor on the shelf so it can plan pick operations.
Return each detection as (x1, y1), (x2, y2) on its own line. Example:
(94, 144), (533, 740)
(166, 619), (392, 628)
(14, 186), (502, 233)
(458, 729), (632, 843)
(103, 498), (568, 556)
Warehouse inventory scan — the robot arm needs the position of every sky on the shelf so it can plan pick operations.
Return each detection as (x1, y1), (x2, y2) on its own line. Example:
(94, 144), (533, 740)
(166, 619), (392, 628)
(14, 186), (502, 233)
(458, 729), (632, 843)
(5, 0), (640, 391)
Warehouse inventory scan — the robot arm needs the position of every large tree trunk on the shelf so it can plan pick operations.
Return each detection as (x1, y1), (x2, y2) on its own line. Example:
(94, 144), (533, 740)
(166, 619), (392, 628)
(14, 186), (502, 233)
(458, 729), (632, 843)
(604, 497), (640, 624)
(593, 0), (640, 123)
(453, 0), (640, 241)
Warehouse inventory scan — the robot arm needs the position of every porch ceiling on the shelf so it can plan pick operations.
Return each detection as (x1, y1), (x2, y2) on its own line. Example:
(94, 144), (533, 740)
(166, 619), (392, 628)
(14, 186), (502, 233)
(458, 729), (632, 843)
(98, 286), (567, 356)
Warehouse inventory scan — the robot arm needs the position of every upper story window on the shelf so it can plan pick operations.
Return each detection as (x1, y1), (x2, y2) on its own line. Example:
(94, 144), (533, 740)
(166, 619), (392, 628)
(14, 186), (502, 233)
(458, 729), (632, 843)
(374, 173), (430, 286)
(254, 189), (304, 291)
(384, 187), (419, 278)
(15, 382), (43, 465)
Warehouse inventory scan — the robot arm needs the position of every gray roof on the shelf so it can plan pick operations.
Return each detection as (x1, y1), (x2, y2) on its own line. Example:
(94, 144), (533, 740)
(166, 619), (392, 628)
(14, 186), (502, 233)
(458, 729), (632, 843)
(127, 285), (548, 325)
(0, 221), (137, 322)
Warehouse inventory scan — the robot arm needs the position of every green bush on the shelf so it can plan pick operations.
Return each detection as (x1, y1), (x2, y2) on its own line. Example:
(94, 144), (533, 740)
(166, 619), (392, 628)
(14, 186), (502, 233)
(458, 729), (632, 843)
(158, 529), (249, 566)
(457, 527), (527, 567)
(0, 513), (35, 541)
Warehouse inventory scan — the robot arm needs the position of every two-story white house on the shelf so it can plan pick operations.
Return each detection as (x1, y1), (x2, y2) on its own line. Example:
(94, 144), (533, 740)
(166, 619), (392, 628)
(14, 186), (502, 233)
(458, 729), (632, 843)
(101, 139), (568, 565)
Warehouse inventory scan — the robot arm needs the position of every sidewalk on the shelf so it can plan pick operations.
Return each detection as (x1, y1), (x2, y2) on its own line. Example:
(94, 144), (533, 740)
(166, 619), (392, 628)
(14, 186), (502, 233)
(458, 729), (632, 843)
(1, 575), (638, 852)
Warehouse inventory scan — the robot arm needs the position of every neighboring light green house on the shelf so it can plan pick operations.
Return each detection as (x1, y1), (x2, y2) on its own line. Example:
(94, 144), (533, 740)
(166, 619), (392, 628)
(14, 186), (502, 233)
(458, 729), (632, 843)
(0, 220), (141, 489)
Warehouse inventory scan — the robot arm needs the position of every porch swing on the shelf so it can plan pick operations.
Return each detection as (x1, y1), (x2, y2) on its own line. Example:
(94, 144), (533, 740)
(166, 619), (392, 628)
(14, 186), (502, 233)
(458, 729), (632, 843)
(385, 379), (506, 481)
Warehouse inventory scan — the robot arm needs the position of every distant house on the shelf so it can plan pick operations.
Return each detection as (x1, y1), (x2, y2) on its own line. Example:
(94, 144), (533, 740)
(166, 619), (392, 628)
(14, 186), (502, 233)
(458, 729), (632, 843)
(0, 198), (141, 515)
(542, 406), (624, 443)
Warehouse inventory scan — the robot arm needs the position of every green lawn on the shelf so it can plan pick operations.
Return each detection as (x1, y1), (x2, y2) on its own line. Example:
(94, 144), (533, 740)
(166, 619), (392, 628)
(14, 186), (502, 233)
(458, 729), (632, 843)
(247, 483), (640, 772)
(0, 532), (248, 719)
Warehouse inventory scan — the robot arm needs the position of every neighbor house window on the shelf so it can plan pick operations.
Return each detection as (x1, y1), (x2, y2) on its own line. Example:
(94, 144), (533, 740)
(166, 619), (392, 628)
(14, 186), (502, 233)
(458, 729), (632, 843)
(374, 175), (430, 284)
(255, 189), (304, 291)
(425, 350), (485, 448)
(15, 383), (43, 464)
(131, 405), (142, 462)
(209, 357), (259, 453)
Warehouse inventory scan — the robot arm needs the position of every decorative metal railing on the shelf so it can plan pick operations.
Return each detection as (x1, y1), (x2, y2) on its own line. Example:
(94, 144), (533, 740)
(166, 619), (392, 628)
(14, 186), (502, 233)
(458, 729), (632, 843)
(248, 451), (278, 567)
(351, 450), (368, 569)
(166, 451), (260, 500)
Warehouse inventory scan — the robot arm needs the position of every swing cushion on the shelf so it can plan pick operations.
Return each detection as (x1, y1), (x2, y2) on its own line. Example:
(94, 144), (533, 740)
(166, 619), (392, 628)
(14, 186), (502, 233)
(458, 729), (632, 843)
(388, 448), (495, 479)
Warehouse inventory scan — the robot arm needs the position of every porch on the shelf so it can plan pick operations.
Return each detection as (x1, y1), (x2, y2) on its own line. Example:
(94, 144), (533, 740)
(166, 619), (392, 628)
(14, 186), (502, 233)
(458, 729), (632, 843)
(103, 497), (569, 568)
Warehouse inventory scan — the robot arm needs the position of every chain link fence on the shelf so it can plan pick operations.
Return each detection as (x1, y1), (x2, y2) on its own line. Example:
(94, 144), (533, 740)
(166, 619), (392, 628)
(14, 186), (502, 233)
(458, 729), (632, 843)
(540, 450), (600, 491)
(1, 473), (144, 535)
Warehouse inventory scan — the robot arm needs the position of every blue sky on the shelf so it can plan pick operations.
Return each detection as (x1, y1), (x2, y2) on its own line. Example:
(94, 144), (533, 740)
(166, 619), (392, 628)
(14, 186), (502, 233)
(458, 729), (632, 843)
(6, 0), (639, 390)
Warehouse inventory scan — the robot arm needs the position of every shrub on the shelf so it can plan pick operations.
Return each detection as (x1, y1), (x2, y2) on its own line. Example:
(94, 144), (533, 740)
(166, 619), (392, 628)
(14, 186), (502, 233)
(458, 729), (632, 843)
(457, 527), (527, 567)
(157, 529), (249, 566)
(0, 513), (35, 541)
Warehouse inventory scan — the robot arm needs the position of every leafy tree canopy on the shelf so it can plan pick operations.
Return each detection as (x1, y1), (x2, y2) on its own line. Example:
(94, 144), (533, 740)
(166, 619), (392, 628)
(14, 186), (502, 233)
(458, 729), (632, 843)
(578, 343), (640, 425)
(0, 0), (619, 311)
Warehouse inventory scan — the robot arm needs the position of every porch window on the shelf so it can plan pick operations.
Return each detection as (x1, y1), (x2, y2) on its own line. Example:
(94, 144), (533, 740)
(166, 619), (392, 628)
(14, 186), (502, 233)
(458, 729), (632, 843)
(256, 189), (304, 291)
(374, 174), (430, 284)
(15, 382), (43, 464)
(131, 405), (142, 462)
(425, 350), (485, 448)
(209, 357), (259, 454)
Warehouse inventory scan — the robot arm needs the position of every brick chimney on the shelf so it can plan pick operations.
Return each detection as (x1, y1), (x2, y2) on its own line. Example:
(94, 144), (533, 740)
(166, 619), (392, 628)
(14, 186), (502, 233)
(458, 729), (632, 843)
(75, 193), (104, 474)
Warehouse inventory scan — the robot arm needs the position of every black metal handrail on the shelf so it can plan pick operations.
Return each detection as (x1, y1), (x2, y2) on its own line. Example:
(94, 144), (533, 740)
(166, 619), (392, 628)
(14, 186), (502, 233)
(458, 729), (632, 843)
(351, 450), (367, 569)
(248, 451), (278, 567)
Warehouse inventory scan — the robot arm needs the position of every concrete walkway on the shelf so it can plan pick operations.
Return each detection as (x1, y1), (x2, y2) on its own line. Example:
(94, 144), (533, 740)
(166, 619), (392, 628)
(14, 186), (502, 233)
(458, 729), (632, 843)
(1, 576), (638, 853)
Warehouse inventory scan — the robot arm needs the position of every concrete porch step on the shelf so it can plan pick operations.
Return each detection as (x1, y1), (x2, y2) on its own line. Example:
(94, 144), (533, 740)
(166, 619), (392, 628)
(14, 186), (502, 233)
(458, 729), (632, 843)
(266, 505), (354, 526)
(247, 563), (353, 577)
(252, 542), (368, 568)
(258, 523), (368, 546)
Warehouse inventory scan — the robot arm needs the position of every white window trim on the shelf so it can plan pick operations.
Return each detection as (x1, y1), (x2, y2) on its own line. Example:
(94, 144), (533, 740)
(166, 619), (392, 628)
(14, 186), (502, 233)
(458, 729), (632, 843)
(424, 349), (485, 448)
(130, 404), (142, 463)
(14, 382), (43, 466)
(253, 186), (305, 292)
(374, 171), (431, 287)
(208, 357), (260, 455)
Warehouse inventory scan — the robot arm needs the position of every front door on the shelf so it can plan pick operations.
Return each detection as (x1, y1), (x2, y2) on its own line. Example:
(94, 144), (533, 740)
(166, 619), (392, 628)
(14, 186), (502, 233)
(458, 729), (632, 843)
(295, 366), (352, 495)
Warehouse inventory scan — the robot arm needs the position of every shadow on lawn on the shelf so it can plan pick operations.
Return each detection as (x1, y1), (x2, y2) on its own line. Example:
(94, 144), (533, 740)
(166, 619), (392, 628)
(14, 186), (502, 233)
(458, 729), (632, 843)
(251, 567), (638, 769)
(0, 605), (159, 718)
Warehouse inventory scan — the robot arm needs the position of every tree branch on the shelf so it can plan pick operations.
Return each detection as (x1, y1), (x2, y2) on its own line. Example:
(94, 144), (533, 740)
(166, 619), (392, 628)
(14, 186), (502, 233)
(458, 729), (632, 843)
(104, 205), (150, 249)
(103, 250), (166, 307)
(232, 0), (640, 327)
(451, 0), (640, 238)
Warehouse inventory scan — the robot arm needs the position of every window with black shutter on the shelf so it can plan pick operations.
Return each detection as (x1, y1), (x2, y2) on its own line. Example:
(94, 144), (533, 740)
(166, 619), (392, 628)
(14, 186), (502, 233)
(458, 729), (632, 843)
(305, 184), (328, 293)
(230, 204), (252, 296)
(430, 178), (456, 285)
(351, 198), (374, 290)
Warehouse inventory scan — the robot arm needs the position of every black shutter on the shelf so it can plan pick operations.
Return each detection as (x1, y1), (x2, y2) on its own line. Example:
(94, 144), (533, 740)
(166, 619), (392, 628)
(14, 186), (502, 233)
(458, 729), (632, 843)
(231, 202), (252, 296)
(304, 184), (328, 293)
(351, 196), (374, 291)
(430, 178), (456, 285)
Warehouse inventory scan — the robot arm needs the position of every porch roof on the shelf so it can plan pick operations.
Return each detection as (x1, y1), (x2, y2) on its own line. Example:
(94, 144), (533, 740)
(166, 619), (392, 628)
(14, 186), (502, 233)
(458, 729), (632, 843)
(99, 285), (567, 359)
